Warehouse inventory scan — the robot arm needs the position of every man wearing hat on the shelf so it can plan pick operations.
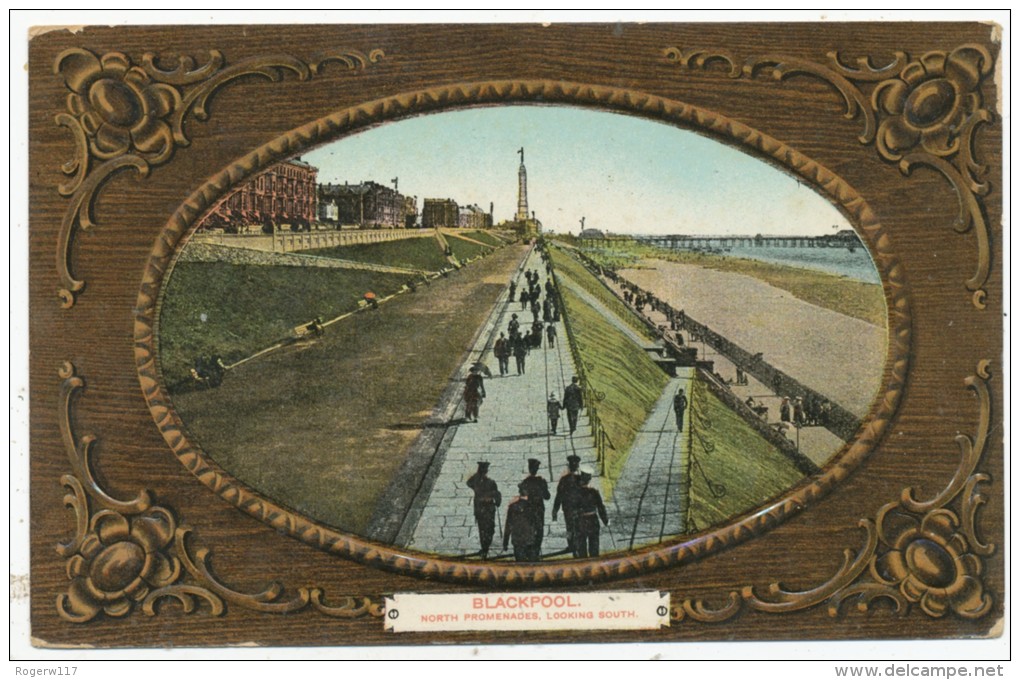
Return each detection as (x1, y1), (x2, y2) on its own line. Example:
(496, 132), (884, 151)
(466, 462), (501, 559)
(547, 391), (563, 434)
(464, 365), (486, 423)
(519, 458), (551, 558)
(575, 470), (610, 558)
(562, 376), (584, 435)
(503, 483), (540, 562)
(552, 455), (582, 556)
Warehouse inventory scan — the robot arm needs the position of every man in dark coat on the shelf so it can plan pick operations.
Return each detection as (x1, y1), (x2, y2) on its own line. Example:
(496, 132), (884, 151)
(467, 461), (501, 559)
(552, 455), (582, 556)
(464, 365), (486, 422)
(574, 471), (609, 558)
(518, 458), (550, 558)
(513, 333), (529, 375)
(494, 332), (510, 376)
(545, 322), (557, 349)
(503, 484), (540, 562)
(562, 376), (584, 435)
(508, 280), (517, 304)
(530, 320), (543, 349)
(673, 388), (688, 432)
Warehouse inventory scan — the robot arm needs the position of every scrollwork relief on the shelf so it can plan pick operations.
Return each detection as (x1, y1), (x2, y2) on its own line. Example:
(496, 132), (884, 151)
(53, 47), (384, 308)
(56, 363), (383, 623)
(665, 44), (996, 309)
(672, 361), (995, 623)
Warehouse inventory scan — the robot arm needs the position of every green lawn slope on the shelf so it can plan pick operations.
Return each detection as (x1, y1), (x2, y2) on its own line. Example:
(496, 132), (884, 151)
(549, 246), (659, 343)
(159, 262), (409, 388)
(462, 230), (505, 247)
(446, 234), (492, 262)
(685, 372), (806, 532)
(305, 235), (449, 272)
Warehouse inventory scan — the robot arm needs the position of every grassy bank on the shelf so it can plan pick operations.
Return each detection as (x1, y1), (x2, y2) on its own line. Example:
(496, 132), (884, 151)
(447, 234), (492, 262)
(686, 373), (806, 532)
(305, 235), (449, 272)
(462, 230), (505, 247)
(549, 246), (659, 343)
(580, 241), (886, 327)
(559, 286), (669, 497)
(159, 262), (409, 387)
(168, 245), (528, 536)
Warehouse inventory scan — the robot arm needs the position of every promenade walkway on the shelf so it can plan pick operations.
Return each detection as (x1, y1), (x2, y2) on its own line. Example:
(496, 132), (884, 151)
(609, 371), (693, 550)
(401, 249), (607, 559)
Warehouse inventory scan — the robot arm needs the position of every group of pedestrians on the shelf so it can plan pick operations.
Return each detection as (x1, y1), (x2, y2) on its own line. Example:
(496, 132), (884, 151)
(467, 455), (609, 561)
(779, 394), (832, 428)
(460, 248), (612, 562)
(492, 266), (561, 380)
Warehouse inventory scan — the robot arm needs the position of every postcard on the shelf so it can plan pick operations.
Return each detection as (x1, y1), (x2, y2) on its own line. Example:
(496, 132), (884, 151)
(24, 19), (1003, 649)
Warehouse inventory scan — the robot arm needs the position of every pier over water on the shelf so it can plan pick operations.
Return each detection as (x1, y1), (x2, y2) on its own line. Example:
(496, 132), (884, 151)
(624, 231), (865, 250)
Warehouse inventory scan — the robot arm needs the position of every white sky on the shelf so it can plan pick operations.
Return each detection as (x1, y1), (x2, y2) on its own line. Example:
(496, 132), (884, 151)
(303, 105), (854, 236)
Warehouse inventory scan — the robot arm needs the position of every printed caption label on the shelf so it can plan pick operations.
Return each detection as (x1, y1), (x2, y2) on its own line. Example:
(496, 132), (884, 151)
(384, 591), (670, 632)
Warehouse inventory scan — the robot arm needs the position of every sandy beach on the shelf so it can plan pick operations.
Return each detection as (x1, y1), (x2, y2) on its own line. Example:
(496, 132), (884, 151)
(621, 260), (887, 418)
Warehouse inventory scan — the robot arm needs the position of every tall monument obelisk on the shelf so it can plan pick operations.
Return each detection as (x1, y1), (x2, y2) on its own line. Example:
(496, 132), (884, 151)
(515, 147), (529, 221)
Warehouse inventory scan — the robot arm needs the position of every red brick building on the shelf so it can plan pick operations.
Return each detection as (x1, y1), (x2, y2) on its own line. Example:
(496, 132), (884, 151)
(199, 159), (319, 232)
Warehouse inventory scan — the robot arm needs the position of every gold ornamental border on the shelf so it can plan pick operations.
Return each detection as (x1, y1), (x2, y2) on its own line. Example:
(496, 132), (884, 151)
(131, 79), (913, 586)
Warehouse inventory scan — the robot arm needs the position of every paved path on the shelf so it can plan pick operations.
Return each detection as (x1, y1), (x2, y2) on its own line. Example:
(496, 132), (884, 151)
(402, 249), (607, 559)
(609, 371), (693, 550)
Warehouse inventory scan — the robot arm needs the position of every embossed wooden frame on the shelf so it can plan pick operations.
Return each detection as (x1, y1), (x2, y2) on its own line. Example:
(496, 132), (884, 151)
(27, 22), (1003, 647)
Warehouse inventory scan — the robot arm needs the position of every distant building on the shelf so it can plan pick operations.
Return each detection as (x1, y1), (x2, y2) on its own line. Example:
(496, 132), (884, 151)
(579, 228), (606, 240)
(423, 198), (459, 228)
(458, 204), (491, 229)
(319, 181), (415, 229)
(318, 199), (339, 223)
(199, 158), (318, 232)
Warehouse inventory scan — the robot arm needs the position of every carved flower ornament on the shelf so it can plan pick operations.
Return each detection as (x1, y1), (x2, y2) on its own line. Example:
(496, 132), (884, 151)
(60, 507), (181, 620)
(58, 49), (179, 163)
(873, 45), (991, 161)
(873, 506), (991, 618)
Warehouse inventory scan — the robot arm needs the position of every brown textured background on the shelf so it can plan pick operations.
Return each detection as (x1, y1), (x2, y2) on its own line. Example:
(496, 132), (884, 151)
(28, 22), (1003, 647)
